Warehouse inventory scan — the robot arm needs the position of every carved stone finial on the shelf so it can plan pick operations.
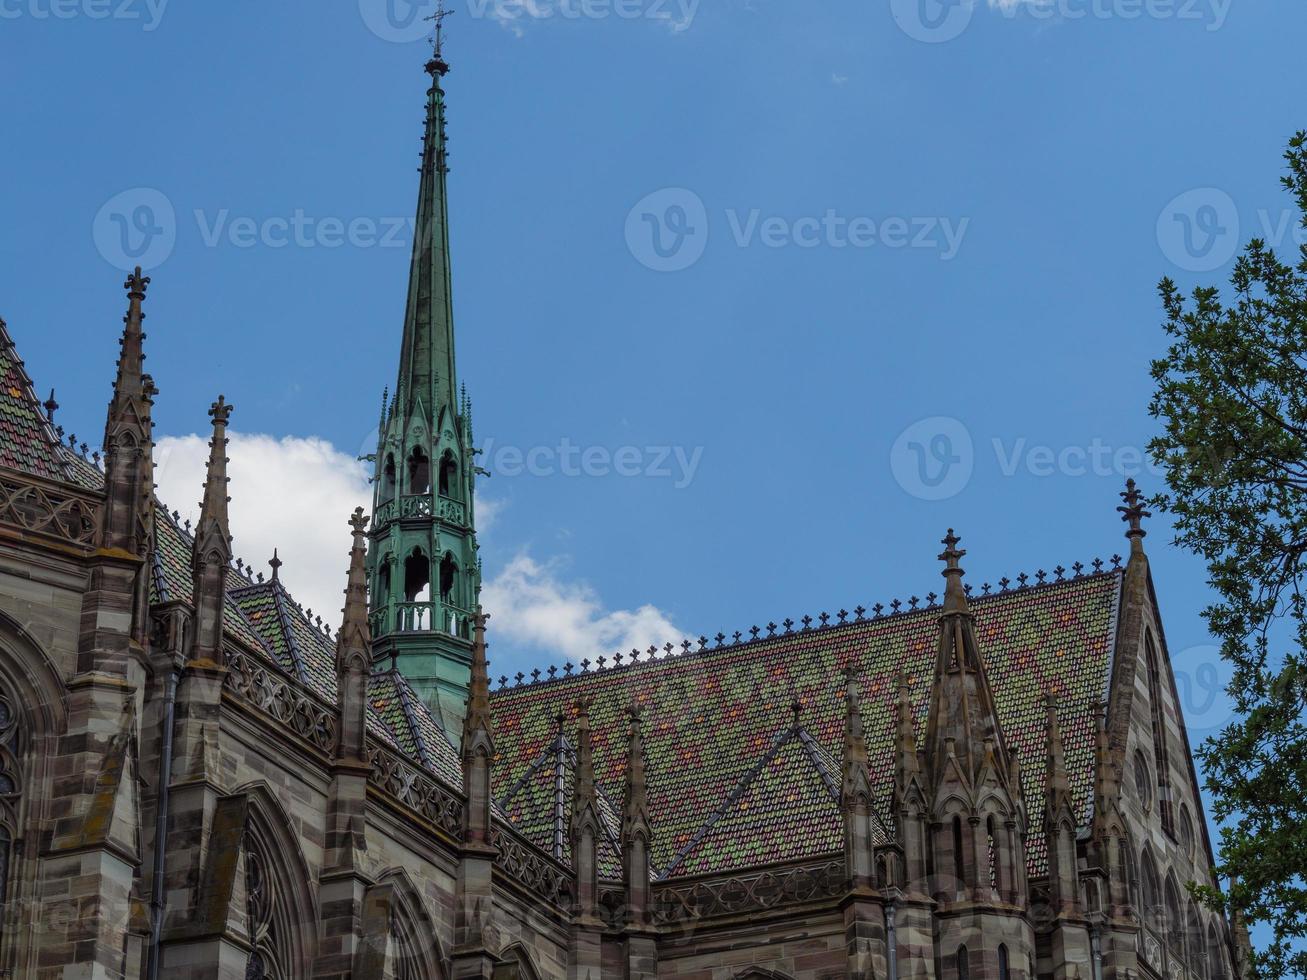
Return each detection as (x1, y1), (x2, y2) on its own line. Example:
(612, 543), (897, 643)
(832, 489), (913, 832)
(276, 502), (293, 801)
(124, 266), (151, 299)
(42, 389), (58, 422)
(938, 529), (970, 611)
(349, 507), (370, 535)
(209, 395), (233, 426)
(269, 549), (282, 582)
(1118, 478), (1151, 553)
(939, 528), (966, 572)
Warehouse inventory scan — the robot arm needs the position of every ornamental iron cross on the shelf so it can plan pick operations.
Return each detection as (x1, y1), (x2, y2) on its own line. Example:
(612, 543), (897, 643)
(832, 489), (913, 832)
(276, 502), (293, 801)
(426, 1), (454, 59)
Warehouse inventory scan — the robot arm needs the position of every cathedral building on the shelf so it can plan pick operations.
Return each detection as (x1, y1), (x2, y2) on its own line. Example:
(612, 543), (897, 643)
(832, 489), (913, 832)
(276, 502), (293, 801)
(0, 45), (1250, 980)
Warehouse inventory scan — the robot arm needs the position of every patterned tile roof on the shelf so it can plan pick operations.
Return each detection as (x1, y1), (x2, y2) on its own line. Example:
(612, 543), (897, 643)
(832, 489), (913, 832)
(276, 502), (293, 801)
(367, 669), (464, 789)
(495, 721), (624, 878)
(490, 571), (1121, 879)
(0, 320), (70, 482)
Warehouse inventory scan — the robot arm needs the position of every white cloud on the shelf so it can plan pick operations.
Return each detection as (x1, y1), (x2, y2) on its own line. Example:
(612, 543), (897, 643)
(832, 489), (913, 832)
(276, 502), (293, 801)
(481, 554), (682, 667)
(155, 432), (373, 619)
(153, 433), (672, 667)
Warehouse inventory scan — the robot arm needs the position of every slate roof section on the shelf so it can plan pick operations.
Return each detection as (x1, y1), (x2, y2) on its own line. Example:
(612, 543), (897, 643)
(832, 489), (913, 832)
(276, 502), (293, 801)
(496, 719), (625, 878)
(490, 571), (1121, 879)
(0, 320), (70, 482)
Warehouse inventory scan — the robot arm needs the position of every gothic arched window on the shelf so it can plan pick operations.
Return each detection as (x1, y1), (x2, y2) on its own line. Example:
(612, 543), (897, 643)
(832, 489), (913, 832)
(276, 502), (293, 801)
(1207, 922), (1227, 980)
(956, 945), (969, 980)
(1164, 875), (1183, 956)
(998, 944), (1010, 980)
(951, 816), (966, 888)
(1140, 849), (1161, 933)
(439, 553), (458, 605)
(982, 815), (993, 893)
(382, 454), (397, 502)
(1145, 634), (1175, 836)
(438, 450), (458, 499)
(407, 448), (431, 495)
(243, 828), (286, 979)
(403, 549), (431, 603)
(0, 689), (23, 951)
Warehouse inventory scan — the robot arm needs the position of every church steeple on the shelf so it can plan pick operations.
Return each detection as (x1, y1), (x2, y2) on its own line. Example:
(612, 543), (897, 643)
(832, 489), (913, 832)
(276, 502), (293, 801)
(368, 47), (482, 733)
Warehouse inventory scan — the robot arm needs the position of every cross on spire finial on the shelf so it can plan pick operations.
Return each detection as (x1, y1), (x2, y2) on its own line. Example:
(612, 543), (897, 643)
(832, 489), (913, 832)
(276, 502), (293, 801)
(426, 0), (454, 73)
(1118, 478), (1150, 552)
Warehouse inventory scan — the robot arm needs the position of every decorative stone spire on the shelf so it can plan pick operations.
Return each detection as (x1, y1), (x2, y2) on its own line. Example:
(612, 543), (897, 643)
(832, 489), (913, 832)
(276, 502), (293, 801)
(895, 672), (921, 787)
(1044, 694), (1072, 813)
(571, 699), (602, 924)
(100, 267), (157, 558)
(336, 509), (372, 761)
(1118, 478), (1150, 556)
(1044, 693), (1079, 914)
(939, 528), (970, 614)
(338, 511), (371, 666)
(460, 610), (495, 847)
(841, 670), (875, 891)
(189, 397), (233, 665)
(622, 707), (654, 931)
(925, 530), (1010, 782)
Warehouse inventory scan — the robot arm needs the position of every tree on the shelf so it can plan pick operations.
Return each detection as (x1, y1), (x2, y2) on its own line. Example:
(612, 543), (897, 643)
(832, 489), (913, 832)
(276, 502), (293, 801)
(1149, 132), (1307, 979)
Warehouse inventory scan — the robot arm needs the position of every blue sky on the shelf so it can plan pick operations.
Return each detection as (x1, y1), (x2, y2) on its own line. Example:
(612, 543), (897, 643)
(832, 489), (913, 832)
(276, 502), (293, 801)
(1, 0), (1303, 940)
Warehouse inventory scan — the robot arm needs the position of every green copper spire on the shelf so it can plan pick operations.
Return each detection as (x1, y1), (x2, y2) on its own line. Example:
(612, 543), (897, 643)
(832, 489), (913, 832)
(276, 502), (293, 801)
(368, 48), (482, 737)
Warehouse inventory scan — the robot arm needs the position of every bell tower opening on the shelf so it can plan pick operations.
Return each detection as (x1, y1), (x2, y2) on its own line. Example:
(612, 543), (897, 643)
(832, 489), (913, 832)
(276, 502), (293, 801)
(407, 447), (431, 495)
